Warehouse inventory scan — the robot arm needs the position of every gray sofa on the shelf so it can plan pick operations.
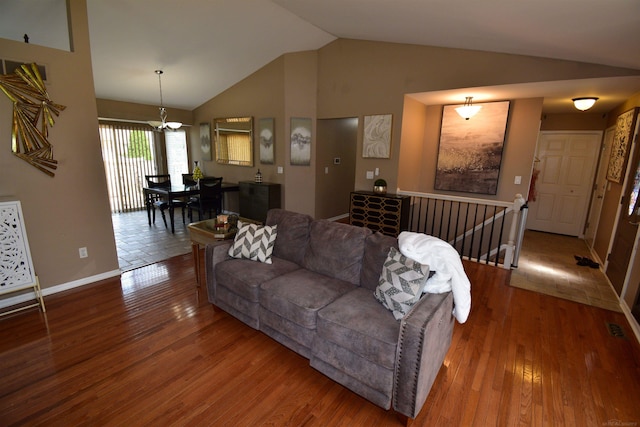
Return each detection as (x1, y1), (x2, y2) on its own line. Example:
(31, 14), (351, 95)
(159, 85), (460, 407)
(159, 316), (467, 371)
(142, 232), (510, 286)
(204, 208), (454, 420)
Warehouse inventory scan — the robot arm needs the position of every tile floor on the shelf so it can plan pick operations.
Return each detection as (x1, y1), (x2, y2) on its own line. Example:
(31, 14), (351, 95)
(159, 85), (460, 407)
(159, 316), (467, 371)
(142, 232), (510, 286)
(510, 229), (621, 312)
(111, 211), (622, 312)
(111, 209), (192, 271)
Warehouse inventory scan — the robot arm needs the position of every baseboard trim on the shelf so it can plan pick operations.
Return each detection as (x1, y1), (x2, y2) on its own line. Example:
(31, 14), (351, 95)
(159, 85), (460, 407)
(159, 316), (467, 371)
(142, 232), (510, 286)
(619, 300), (640, 345)
(327, 213), (349, 222)
(0, 269), (121, 310)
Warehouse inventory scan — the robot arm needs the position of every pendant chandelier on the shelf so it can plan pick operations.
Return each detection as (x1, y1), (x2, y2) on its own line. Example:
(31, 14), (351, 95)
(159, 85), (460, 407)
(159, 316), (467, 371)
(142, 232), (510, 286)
(148, 70), (182, 130)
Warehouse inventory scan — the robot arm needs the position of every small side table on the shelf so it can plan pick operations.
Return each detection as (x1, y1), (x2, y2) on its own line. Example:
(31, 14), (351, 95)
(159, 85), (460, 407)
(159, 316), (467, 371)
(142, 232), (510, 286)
(187, 219), (236, 286)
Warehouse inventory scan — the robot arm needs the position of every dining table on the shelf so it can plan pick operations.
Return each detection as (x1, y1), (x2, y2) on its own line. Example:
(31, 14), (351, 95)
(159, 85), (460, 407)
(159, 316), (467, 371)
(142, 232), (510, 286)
(143, 182), (239, 233)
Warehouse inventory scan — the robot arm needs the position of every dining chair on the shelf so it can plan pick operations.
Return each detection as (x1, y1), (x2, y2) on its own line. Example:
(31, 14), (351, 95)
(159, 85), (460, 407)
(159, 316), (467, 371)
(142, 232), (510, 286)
(182, 173), (198, 186)
(145, 174), (186, 228)
(182, 173), (201, 206)
(187, 176), (223, 222)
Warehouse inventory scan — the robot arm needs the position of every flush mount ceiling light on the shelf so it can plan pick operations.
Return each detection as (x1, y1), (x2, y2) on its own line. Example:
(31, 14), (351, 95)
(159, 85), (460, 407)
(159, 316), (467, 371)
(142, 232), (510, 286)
(572, 97), (599, 111)
(148, 70), (182, 130)
(455, 96), (482, 120)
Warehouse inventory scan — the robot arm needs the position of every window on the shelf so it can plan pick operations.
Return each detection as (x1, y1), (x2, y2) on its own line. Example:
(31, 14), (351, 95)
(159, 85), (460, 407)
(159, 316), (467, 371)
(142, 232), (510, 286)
(99, 122), (190, 213)
(99, 122), (159, 212)
(165, 130), (189, 185)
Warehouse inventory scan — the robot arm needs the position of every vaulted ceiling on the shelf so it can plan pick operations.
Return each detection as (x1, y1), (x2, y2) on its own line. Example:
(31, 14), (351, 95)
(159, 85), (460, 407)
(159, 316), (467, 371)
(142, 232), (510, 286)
(2, 0), (640, 113)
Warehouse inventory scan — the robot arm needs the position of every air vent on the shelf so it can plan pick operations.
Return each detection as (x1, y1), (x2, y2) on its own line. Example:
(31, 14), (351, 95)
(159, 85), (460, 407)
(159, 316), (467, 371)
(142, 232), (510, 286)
(606, 322), (627, 339)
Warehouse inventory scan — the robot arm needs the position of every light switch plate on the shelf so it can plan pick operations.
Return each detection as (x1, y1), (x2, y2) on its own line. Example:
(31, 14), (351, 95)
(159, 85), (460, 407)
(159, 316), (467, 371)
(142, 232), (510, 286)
(366, 171), (374, 179)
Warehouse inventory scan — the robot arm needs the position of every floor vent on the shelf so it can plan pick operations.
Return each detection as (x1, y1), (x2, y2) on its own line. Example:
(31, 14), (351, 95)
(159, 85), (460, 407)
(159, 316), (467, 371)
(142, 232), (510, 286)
(606, 322), (626, 339)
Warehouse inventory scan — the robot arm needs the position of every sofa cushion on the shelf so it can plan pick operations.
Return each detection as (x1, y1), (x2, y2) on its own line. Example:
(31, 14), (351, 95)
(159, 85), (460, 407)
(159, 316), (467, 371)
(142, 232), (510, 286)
(316, 287), (400, 370)
(360, 232), (398, 291)
(302, 220), (371, 285)
(374, 247), (430, 320)
(266, 208), (313, 265)
(260, 269), (356, 329)
(228, 222), (277, 264)
(216, 257), (300, 302)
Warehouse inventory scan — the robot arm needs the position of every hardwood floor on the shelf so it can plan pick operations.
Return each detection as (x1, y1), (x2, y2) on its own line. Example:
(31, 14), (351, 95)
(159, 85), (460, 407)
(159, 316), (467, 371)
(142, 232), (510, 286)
(1, 254), (639, 426)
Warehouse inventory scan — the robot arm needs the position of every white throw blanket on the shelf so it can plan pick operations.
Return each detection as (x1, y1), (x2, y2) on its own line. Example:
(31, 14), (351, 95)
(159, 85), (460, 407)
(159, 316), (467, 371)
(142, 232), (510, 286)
(398, 231), (471, 323)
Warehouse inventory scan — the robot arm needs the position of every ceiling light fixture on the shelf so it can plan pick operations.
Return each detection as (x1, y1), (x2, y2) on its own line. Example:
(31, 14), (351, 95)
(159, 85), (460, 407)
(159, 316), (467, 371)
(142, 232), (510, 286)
(148, 70), (182, 130)
(455, 96), (482, 120)
(572, 97), (599, 111)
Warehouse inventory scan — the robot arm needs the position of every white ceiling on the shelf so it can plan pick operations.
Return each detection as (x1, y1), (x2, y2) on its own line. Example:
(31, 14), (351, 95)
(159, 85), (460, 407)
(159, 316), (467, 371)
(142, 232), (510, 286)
(2, 0), (640, 113)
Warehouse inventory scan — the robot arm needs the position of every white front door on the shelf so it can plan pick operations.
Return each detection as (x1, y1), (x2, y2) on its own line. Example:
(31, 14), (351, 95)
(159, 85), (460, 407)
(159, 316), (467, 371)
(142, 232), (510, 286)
(527, 131), (601, 237)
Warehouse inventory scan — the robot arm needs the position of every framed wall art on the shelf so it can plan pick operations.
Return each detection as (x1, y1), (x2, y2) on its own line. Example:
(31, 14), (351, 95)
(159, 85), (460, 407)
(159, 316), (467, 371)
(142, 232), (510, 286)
(290, 117), (311, 166)
(199, 122), (212, 161)
(259, 118), (275, 164)
(606, 107), (639, 183)
(362, 114), (392, 158)
(435, 100), (510, 195)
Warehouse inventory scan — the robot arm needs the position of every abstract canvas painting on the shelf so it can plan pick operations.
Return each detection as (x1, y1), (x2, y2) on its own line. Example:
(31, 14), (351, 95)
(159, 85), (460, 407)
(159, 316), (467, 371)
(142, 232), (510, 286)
(435, 101), (510, 195)
(362, 114), (392, 158)
(290, 117), (311, 166)
(199, 122), (211, 160)
(259, 118), (274, 164)
(607, 108), (638, 183)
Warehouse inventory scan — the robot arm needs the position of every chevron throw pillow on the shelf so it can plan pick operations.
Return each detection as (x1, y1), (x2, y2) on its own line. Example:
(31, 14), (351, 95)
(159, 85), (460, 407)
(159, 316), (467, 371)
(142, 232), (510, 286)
(374, 247), (430, 320)
(228, 222), (278, 264)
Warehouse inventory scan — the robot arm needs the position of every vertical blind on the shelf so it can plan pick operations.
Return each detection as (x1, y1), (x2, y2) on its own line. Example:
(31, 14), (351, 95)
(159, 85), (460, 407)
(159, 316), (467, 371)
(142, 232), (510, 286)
(226, 133), (251, 164)
(99, 122), (158, 213)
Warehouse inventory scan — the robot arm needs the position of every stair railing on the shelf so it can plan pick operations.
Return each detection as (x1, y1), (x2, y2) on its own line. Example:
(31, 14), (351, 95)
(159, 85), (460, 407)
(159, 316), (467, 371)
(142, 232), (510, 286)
(397, 190), (526, 269)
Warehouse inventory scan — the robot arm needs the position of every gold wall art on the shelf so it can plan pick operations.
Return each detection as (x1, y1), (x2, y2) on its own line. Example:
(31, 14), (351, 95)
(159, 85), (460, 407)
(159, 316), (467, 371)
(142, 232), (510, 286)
(606, 107), (639, 183)
(0, 63), (65, 177)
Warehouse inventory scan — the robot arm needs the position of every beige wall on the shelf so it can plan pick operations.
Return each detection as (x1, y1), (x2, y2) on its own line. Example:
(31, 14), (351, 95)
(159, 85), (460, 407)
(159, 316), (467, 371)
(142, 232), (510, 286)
(191, 56), (286, 213)
(594, 94), (640, 260)
(541, 112), (609, 131)
(0, 1), (119, 297)
(398, 97), (543, 201)
(4, 2), (638, 307)
(282, 51), (318, 216)
(191, 51), (320, 216)
(594, 93), (640, 273)
(190, 39), (640, 215)
(315, 39), (640, 199)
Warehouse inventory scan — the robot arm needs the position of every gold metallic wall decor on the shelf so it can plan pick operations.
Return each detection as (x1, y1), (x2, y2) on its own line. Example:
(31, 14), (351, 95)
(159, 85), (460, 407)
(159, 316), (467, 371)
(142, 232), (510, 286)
(0, 63), (65, 177)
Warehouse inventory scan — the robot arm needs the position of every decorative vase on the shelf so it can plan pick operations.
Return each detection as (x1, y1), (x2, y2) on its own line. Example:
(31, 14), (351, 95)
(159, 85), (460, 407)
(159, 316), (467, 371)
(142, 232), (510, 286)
(192, 161), (203, 183)
(373, 185), (387, 195)
(373, 179), (387, 194)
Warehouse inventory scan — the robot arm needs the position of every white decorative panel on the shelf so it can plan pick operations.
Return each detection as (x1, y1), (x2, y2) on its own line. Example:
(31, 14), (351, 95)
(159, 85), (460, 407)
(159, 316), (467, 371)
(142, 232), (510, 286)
(0, 200), (36, 290)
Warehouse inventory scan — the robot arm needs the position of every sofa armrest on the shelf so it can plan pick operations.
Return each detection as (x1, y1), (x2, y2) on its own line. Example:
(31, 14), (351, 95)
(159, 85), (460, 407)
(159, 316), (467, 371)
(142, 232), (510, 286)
(393, 291), (454, 419)
(204, 241), (233, 304)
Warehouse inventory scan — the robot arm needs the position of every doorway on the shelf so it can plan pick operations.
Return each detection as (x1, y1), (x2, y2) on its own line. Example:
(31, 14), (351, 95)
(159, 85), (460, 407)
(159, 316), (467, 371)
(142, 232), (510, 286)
(315, 118), (358, 219)
(526, 131), (601, 236)
(99, 121), (189, 213)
